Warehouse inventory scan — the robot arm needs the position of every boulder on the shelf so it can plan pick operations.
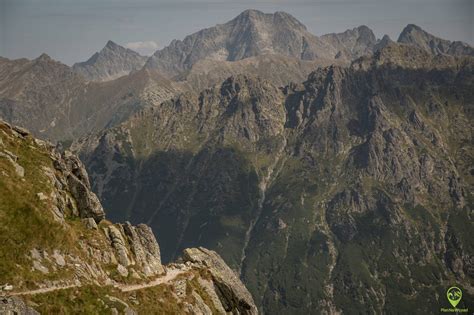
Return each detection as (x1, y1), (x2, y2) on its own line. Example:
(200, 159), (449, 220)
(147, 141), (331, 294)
(183, 247), (258, 315)
(82, 217), (98, 230)
(67, 174), (105, 222)
(117, 264), (129, 277)
(0, 296), (39, 315)
(107, 225), (131, 267)
(52, 250), (66, 267)
(0, 151), (24, 177)
(122, 222), (165, 276)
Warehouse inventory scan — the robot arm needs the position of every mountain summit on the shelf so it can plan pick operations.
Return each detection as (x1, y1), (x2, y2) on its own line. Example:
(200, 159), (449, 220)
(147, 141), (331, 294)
(321, 25), (378, 59)
(73, 40), (147, 81)
(144, 10), (339, 77)
(397, 24), (474, 56)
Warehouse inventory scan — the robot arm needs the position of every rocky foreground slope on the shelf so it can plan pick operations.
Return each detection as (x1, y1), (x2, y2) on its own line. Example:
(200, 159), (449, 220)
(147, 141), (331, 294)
(0, 120), (257, 314)
(76, 42), (474, 313)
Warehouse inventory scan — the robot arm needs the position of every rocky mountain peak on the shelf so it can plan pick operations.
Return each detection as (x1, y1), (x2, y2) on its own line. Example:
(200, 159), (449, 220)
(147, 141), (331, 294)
(355, 25), (376, 40)
(398, 24), (430, 43)
(380, 34), (392, 42)
(401, 23), (423, 33)
(234, 9), (266, 20)
(232, 9), (307, 31)
(105, 39), (121, 50)
(321, 25), (377, 60)
(397, 24), (474, 56)
(144, 10), (340, 77)
(36, 53), (52, 62)
(374, 34), (393, 51)
(72, 40), (147, 81)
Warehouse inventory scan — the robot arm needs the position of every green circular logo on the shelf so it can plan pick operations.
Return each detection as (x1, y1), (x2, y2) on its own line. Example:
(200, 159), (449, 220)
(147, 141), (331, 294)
(447, 286), (462, 308)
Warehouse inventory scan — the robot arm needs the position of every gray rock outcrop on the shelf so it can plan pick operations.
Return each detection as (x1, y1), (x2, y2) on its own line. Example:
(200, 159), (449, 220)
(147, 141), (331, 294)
(53, 150), (106, 222)
(0, 296), (40, 315)
(183, 247), (258, 315)
(122, 222), (165, 276)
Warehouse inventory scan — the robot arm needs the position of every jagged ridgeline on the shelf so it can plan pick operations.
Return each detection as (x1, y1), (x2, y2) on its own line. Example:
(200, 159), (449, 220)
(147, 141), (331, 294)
(76, 43), (474, 313)
(0, 121), (257, 314)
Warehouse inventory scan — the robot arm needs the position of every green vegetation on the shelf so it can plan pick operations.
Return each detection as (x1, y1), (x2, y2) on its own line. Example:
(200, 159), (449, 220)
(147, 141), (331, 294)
(0, 126), (79, 287)
(27, 284), (185, 315)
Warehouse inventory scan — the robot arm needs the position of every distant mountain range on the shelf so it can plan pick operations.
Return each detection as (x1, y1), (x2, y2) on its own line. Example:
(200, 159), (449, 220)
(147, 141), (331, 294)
(71, 10), (473, 83)
(1, 10), (471, 143)
(0, 9), (473, 314)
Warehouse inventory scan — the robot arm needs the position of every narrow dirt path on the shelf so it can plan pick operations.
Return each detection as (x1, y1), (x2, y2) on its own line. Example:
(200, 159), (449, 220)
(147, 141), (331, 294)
(7, 284), (79, 296)
(117, 268), (186, 292)
(4, 268), (187, 296)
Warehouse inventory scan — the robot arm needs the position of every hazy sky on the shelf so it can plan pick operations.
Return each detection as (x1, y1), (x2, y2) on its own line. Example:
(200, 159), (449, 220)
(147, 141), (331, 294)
(1, 0), (472, 65)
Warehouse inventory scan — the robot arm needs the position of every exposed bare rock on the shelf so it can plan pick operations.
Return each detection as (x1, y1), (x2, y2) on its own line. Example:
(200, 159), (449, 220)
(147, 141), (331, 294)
(107, 225), (131, 267)
(183, 247), (258, 315)
(50, 149), (106, 222)
(0, 151), (24, 177)
(321, 25), (377, 60)
(182, 54), (342, 92)
(73, 40), (148, 82)
(117, 264), (129, 277)
(121, 222), (165, 276)
(398, 24), (474, 56)
(82, 217), (98, 230)
(145, 10), (340, 77)
(52, 250), (66, 267)
(0, 296), (40, 315)
(32, 261), (49, 274)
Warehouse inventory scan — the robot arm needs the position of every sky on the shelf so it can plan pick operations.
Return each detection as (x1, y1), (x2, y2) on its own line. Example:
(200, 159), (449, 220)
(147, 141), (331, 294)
(0, 0), (472, 65)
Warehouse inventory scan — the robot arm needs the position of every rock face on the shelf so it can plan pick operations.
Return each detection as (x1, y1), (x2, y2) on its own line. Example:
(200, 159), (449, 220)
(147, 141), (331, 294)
(55, 150), (106, 222)
(120, 222), (166, 276)
(183, 247), (258, 315)
(0, 119), (257, 314)
(0, 296), (40, 315)
(77, 43), (474, 314)
(321, 25), (378, 60)
(397, 24), (474, 56)
(73, 41), (148, 82)
(145, 9), (341, 77)
(181, 54), (343, 92)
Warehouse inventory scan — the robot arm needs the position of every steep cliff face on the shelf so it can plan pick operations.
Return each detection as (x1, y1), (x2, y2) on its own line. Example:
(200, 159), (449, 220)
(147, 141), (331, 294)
(0, 120), (257, 314)
(76, 44), (473, 313)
